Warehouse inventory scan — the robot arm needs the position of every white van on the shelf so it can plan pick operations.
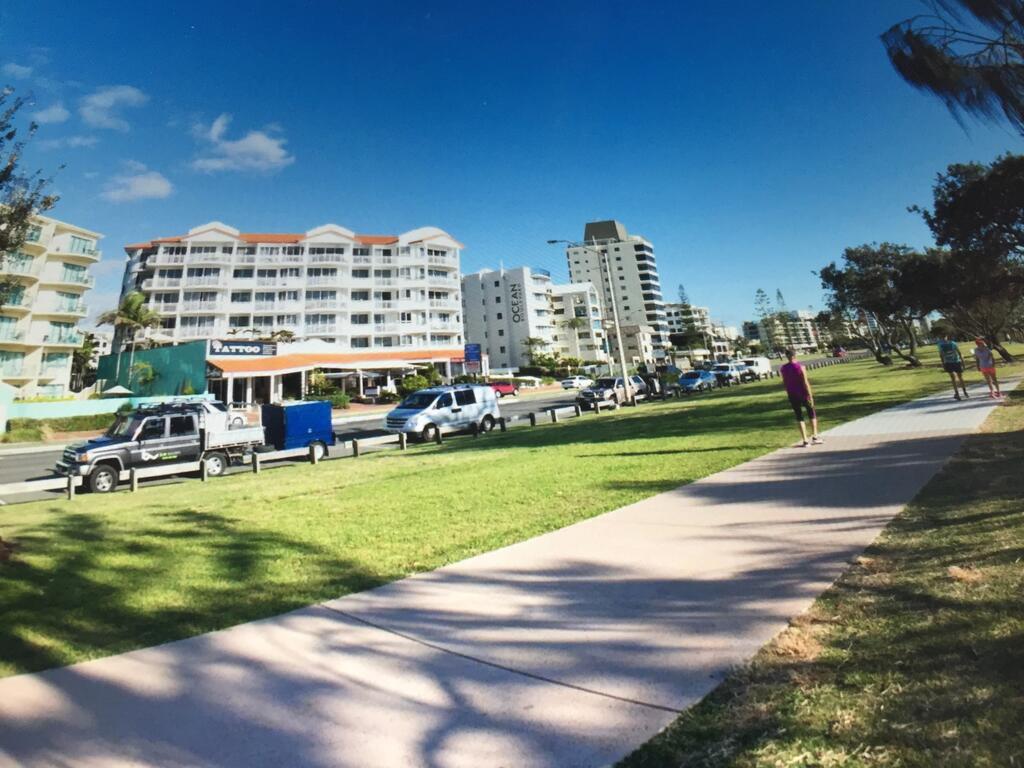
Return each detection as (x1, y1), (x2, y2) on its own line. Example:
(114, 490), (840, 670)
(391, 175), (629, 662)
(385, 385), (500, 441)
(741, 356), (773, 380)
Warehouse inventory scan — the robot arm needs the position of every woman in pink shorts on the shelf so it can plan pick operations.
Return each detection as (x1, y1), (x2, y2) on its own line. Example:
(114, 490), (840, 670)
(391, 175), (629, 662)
(973, 338), (1003, 399)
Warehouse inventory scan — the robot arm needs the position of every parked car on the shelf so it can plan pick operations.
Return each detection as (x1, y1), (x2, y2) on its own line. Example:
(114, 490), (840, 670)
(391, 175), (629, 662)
(488, 380), (519, 398)
(385, 384), (500, 441)
(832, 347), (847, 358)
(561, 375), (594, 389)
(576, 377), (626, 409)
(679, 369), (717, 393)
(741, 356), (773, 380)
(712, 362), (745, 386)
(733, 362), (757, 382)
(55, 400), (266, 493)
(628, 374), (649, 396)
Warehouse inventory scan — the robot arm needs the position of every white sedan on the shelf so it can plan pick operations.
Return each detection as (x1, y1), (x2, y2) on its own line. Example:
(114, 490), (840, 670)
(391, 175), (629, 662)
(561, 375), (594, 389)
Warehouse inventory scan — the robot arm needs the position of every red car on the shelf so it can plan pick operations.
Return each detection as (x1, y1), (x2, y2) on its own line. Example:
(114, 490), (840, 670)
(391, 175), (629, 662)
(488, 381), (519, 398)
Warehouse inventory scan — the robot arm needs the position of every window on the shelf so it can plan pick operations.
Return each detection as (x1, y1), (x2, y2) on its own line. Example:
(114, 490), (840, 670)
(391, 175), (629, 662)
(258, 246), (280, 255)
(499, 345), (506, 353)
(436, 393), (453, 409)
(351, 290), (370, 301)
(69, 236), (94, 254)
(373, 337), (394, 347)
(190, 245), (216, 254)
(233, 268), (253, 279)
(352, 247), (370, 256)
(231, 291), (252, 302)
(494, 280), (500, 287)
(61, 263), (88, 283)
(454, 389), (475, 406)
(229, 315), (250, 328)
(221, 245), (234, 254)
(400, 312), (413, 323)
(139, 418), (166, 441)
(309, 246), (345, 255)
(26, 224), (42, 242)
(495, 296), (501, 304)
(351, 314), (369, 325)
(352, 268), (370, 278)
(281, 268), (301, 278)
(498, 329), (504, 336)
(496, 312), (503, 320)
(169, 415), (197, 437)
(283, 246), (303, 255)
(351, 337), (369, 348)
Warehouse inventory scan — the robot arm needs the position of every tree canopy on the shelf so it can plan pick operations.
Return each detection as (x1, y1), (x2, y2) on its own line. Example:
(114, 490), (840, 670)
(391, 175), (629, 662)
(882, 0), (1024, 135)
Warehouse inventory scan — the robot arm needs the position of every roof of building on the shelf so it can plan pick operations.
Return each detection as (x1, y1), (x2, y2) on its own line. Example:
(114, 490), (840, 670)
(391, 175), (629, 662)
(207, 348), (461, 376)
(123, 226), (454, 253)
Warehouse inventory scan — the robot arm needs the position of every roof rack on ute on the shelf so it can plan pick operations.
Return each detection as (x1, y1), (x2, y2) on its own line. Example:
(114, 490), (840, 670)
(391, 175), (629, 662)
(133, 401), (208, 416)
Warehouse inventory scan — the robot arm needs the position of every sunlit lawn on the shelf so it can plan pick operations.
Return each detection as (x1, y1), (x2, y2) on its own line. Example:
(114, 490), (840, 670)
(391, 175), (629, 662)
(1, 348), (1019, 678)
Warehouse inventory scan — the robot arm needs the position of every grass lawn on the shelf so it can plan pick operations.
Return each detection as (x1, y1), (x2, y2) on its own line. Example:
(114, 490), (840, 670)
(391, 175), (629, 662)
(619, 389), (1024, 767)
(0, 348), (1019, 678)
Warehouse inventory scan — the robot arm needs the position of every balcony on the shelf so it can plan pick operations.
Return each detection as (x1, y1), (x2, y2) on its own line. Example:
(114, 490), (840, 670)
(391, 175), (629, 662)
(257, 253), (305, 265)
(143, 277), (182, 290)
(235, 254), (256, 264)
(53, 245), (101, 262)
(0, 363), (26, 377)
(304, 324), (337, 335)
(428, 255), (455, 266)
(374, 278), (395, 287)
(376, 300), (395, 309)
(352, 255), (372, 265)
(183, 276), (226, 288)
(42, 331), (83, 347)
(373, 324), (399, 334)
(152, 253), (186, 266)
(305, 300), (339, 310)
(153, 302), (179, 313)
(307, 275), (340, 286)
(429, 299), (458, 309)
(309, 253), (345, 265)
(43, 301), (88, 317)
(186, 253), (232, 266)
(0, 329), (26, 343)
(181, 301), (223, 313)
(0, 261), (38, 278)
(44, 272), (95, 289)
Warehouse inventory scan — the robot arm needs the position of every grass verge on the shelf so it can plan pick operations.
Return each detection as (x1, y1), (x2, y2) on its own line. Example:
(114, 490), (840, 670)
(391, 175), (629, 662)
(618, 388), (1024, 768)
(0, 349), (1019, 678)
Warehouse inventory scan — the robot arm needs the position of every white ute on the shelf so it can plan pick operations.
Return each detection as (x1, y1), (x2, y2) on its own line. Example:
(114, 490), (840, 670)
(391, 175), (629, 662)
(385, 384), (500, 441)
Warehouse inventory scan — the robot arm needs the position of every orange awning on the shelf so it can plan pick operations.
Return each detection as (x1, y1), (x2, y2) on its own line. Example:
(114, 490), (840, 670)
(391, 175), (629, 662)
(208, 349), (460, 376)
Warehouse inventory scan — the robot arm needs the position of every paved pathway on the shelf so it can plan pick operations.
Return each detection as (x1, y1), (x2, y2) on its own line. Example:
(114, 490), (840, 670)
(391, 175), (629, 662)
(0, 381), (1014, 768)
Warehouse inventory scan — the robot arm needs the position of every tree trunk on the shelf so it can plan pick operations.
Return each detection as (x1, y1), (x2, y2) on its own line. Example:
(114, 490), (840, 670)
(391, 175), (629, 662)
(991, 339), (1015, 362)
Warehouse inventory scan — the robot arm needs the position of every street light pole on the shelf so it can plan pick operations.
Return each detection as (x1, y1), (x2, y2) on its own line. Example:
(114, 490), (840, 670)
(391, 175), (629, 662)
(547, 238), (633, 402)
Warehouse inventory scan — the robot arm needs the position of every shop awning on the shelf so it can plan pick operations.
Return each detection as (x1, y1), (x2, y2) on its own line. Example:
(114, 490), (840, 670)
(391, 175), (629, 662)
(207, 350), (457, 377)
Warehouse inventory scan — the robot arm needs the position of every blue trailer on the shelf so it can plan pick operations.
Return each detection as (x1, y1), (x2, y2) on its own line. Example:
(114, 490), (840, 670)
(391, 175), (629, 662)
(260, 401), (336, 456)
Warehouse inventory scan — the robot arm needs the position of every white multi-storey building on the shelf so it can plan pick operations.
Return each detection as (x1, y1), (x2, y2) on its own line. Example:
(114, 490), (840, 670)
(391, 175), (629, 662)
(461, 267), (555, 370)
(743, 310), (824, 353)
(550, 283), (608, 363)
(664, 303), (712, 339)
(121, 222), (463, 352)
(0, 214), (99, 396)
(565, 220), (667, 346)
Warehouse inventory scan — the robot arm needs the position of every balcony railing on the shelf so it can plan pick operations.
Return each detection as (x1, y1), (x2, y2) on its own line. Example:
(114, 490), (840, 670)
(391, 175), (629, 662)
(309, 254), (345, 264)
(429, 299), (457, 308)
(0, 329), (25, 342)
(56, 273), (94, 287)
(305, 300), (339, 310)
(42, 332), (83, 346)
(184, 276), (225, 287)
(154, 302), (179, 313)
(0, 363), (24, 376)
(304, 324), (337, 335)
(1, 262), (36, 276)
(374, 278), (395, 286)
(307, 276), (340, 286)
(352, 256), (372, 265)
(152, 254), (186, 265)
(181, 301), (223, 312)
(143, 278), (182, 289)
(50, 302), (88, 315)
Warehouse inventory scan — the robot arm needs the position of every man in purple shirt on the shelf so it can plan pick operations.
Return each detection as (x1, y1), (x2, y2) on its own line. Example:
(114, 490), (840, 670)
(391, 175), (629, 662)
(779, 348), (823, 447)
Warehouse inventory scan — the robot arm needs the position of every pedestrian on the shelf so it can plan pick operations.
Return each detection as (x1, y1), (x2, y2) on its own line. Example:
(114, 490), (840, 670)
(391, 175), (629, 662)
(779, 348), (822, 447)
(973, 338), (1003, 399)
(937, 335), (969, 401)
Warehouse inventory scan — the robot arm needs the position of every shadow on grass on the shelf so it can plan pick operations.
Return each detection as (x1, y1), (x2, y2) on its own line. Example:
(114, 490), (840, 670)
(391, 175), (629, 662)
(1, 508), (387, 677)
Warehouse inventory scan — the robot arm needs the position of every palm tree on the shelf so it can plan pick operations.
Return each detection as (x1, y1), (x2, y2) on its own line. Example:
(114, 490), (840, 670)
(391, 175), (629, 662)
(561, 316), (587, 358)
(97, 291), (160, 388)
(521, 336), (548, 364)
(70, 332), (96, 392)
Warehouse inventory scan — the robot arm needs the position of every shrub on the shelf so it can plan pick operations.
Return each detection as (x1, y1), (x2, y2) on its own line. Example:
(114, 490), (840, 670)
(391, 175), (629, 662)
(376, 392), (400, 404)
(397, 374), (430, 396)
(329, 392), (351, 409)
(1, 427), (44, 443)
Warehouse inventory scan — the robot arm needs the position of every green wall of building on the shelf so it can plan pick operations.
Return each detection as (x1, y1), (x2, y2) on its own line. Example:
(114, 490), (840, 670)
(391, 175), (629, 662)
(96, 340), (209, 396)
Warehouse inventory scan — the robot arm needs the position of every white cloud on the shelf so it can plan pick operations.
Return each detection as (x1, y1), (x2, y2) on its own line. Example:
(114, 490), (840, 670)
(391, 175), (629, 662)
(38, 135), (99, 150)
(33, 102), (71, 124)
(101, 163), (173, 203)
(191, 113), (294, 173)
(2, 63), (32, 79)
(79, 85), (148, 131)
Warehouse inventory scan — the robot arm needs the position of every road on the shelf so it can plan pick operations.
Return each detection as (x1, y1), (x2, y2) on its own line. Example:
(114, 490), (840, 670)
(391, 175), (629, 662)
(0, 391), (579, 490)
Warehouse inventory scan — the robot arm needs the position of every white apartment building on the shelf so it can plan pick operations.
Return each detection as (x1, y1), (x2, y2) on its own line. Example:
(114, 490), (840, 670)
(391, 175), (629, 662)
(89, 330), (113, 368)
(461, 267), (555, 370)
(743, 310), (824, 353)
(664, 303), (712, 338)
(0, 214), (99, 397)
(565, 220), (667, 345)
(121, 222), (463, 353)
(608, 324), (657, 368)
(549, 283), (608, 363)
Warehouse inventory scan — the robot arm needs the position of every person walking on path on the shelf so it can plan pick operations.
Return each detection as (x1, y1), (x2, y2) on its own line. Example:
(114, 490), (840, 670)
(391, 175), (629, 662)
(937, 335), (969, 401)
(779, 348), (822, 447)
(973, 338), (1003, 399)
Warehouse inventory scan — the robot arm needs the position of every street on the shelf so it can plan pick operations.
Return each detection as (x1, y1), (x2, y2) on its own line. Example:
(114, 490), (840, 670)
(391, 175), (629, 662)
(0, 390), (580, 496)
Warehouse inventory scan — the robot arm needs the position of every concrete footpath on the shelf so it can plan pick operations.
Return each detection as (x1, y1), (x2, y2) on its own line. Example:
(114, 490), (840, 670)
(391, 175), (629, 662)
(0, 381), (1014, 768)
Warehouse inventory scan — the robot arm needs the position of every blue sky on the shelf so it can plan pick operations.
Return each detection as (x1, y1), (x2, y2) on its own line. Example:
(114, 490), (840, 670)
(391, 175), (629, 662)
(2, 0), (1021, 329)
